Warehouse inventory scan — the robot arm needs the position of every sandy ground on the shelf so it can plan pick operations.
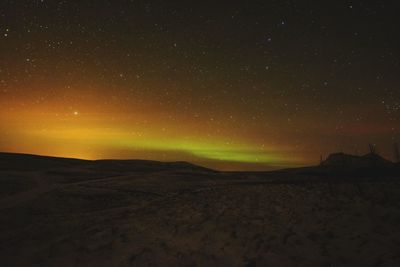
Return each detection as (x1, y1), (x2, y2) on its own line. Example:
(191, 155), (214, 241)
(1, 159), (400, 266)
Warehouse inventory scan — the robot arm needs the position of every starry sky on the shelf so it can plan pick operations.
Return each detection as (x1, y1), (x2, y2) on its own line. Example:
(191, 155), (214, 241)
(0, 1), (399, 170)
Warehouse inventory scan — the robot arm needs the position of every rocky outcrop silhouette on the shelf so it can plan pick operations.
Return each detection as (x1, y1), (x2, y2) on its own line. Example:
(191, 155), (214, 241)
(321, 152), (394, 169)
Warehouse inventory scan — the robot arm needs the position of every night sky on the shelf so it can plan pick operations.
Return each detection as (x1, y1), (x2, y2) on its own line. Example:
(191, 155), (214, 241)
(1, 1), (399, 170)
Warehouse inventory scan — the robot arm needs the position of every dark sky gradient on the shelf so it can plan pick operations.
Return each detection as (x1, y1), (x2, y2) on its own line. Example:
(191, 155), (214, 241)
(1, 1), (399, 170)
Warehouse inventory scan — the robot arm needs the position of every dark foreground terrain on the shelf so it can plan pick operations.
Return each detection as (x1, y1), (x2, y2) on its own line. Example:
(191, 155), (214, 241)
(1, 152), (400, 266)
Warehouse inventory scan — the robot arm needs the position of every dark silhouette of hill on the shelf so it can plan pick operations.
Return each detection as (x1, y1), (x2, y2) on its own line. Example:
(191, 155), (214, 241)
(278, 152), (400, 181)
(0, 152), (89, 171)
(321, 152), (394, 168)
(0, 152), (216, 173)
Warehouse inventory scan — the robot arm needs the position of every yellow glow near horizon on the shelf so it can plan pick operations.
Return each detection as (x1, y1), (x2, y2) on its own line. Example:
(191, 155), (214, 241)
(0, 101), (305, 170)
